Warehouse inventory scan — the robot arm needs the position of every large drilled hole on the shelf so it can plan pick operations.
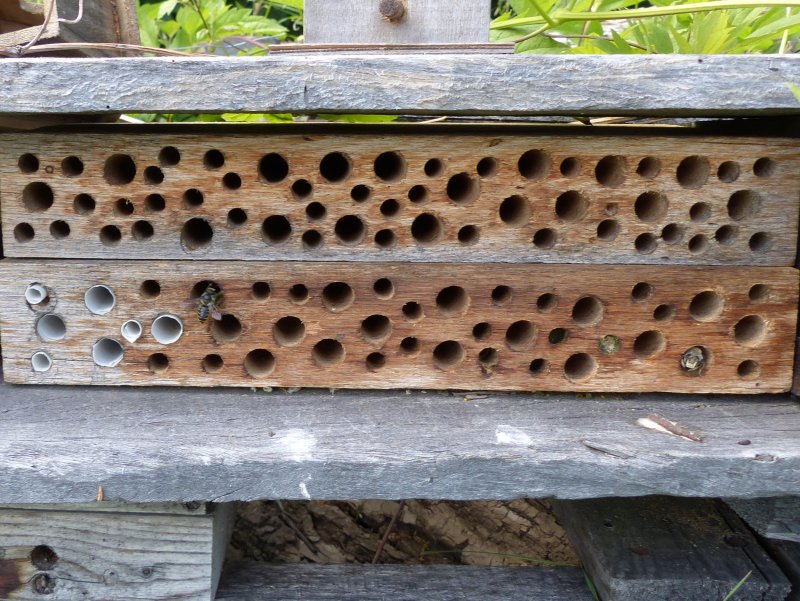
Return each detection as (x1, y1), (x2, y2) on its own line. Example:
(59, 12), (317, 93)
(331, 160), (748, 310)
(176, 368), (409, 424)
(366, 352), (386, 371)
(144, 166), (164, 185)
(749, 232), (773, 254)
(738, 360), (760, 379)
(312, 339), (345, 367)
(633, 330), (666, 358)
(634, 192), (668, 222)
(689, 290), (724, 322)
(292, 179), (313, 200)
(202, 354), (224, 374)
(374, 151), (406, 182)
(99, 225), (122, 247)
(49, 220), (70, 239)
(753, 157), (777, 178)
(749, 284), (769, 302)
(145, 194), (166, 212)
(151, 315), (183, 345)
(306, 202), (326, 221)
(223, 172), (242, 190)
(555, 191), (589, 222)
(477, 157), (499, 178)
(564, 353), (597, 383)
(181, 218), (213, 251)
(245, 349), (275, 377)
(597, 218), (621, 241)
(93, 338), (124, 367)
(227, 208), (248, 228)
(436, 286), (470, 317)
(18, 153), (39, 173)
(22, 182), (54, 212)
(210, 314), (242, 343)
(458, 225), (480, 245)
(273, 316), (305, 347)
(433, 340), (465, 371)
(492, 285), (513, 306)
(30, 545), (58, 570)
(184, 188), (204, 208)
(661, 223), (684, 245)
(114, 198), (134, 216)
(631, 282), (653, 302)
(518, 150), (549, 180)
(14, 223), (34, 242)
(408, 185), (428, 204)
(259, 153), (289, 183)
(322, 282), (354, 312)
(411, 213), (443, 245)
(159, 146), (181, 166)
(499, 195), (530, 226)
(715, 225), (737, 245)
(676, 156), (709, 189)
(74, 193), (96, 215)
(688, 234), (709, 255)
(289, 284), (309, 304)
(374, 229), (396, 248)
(132, 220), (154, 241)
(303, 230), (323, 249)
(718, 161), (740, 183)
(380, 199), (401, 217)
(320, 152), (351, 182)
(635, 233), (657, 255)
(560, 157), (580, 177)
(361, 315), (392, 345)
(636, 157), (661, 179)
(595, 156), (626, 187)
(148, 353), (170, 374)
(654, 304), (676, 321)
(104, 154), (136, 185)
(373, 278), (395, 299)
(473, 322), (491, 341)
(424, 158), (444, 177)
(203, 149), (225, 169)
(690, 202), (711, 223)
(252, 281), (271, 300)
(351, 185), (371, 203)
(335, 215), (366, 245)
(533, 228), (557, 249)
(402, 301), (423, 321)
(734, 315), (767, 346)
(400, 337), (420, 355)
(537, 293), (557, 312)
(572, 296), (604, 326)
(61, 156), (84, 177)
(140, 280), (161, 299)
(262, 215), (292, 244)
(505, 320), (535, 351)
(447, 172), (479, 205)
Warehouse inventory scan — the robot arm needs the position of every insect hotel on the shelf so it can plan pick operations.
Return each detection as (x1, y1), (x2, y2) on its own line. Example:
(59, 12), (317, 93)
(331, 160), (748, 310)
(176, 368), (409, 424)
(0, 1), (798, 600)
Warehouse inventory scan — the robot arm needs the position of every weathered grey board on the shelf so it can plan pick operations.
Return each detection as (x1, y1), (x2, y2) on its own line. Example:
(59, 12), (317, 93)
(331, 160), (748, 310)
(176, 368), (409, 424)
(215, 562), (594, 601)
(761, 539), (800, 601)
(0, 502), (236, 601)
(0, 55), (798, 116)
(0, 373), (799, 503)
(304, 0), (490, 44)
(726, 497), (800, 542)
(553, 497), (791, 601)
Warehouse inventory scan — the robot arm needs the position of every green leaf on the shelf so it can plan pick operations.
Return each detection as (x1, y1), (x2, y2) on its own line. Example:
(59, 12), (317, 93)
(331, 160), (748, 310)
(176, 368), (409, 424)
(788, 82), (800, 102)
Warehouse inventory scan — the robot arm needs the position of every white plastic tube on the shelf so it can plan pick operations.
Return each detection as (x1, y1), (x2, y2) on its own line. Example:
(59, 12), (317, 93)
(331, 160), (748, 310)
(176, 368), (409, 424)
(85, 285), (116, 315)
(121, 320), (143, 343)
(92, 338), (124, 367)
(151, 315), (183, 345)
(36, 314), (66, 341)
(25, 283), (48, 305)
(31, 352), (52, 372)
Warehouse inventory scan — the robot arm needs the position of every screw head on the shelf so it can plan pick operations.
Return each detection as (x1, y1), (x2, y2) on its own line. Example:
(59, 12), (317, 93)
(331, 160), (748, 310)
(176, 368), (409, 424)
(379, 0), (407, 22)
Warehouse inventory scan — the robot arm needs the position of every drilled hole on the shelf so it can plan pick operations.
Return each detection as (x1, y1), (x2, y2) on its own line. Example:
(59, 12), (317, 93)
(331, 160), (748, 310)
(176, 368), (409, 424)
(423, 158), (445, 177)
(499, 195), (531, 226)
(289, 284), (309, 304)
(223, 172), (242, 190)
(245, 349), (275, 377)
(184, 188), (204, 208)
(140, 280), (161, 299)
(560, 157), (580, 177)
(408, 185), (428, 204)
(18, 153), (39, 173)
(690, 202), (711, 223)
(533, 228), (557, 249)
(374, 229), (396, 248)
(104, 154), (136, 185)
(477, 157), (499, 178)
(320, 152), (351, 182)
(654, 304), (676, 321)
(259, 153), (289, 183)
(361, 314), (392, 345)
(661, 223), (684, 245)
(380, 198), (401, 217)
(688, 234), (709, 255)
(728, 190), (760, 221)
(159, 146), (181, 166)
(473, 322), (491, 341)
(433, 340), (465, 371)
(322, 282), (354, 312)
(209, 314), (242, 343)
(145, 194), (165, 212)
(49, 220), (70, 239)
(634, 192), (668, 222)
(273, 316), (305, 347)
(252, 282), (270, 300)
(548, 328), (568, 345)
(572, 296), (604, 326)
(305, 202), (326, 221)
(400, 337), (420, 355)
(749, 284), (769, 302)
(636, 157), (661, 179)
(181, 218), (213, 251)
(447, 172), (479, 205)
(537, 293), (557, 312)
(366, 352), (386, 371)
(22, 182), (54, 212)
(635, 233), (657, 255)
(351, 185), (371, 203)
(203, 149), (225, 169)
(737, 360), (760, 379)
(74, 193), (96, 215)
(202, 354), (224, 374)
(146, 353), (169, 374)
(595, 155), (626, 187)
(715, 225), (737, 245)
(262, 215), (292, 245)
(633, 330), (666, 358)
(718, 161), (740, 182)
(61, 155), (84, 177)
(753, 157), (777, 177)
(303, 229), (323, 249)
(436, 286), (470, 317)
(555, 191), (589, 222)
(312, 339), (345, 367)
(144, 165), (164, 185)
(478, 347), (499, 372)
(100, 225), (122, 246)
(402, 301), (423, 321)
(113, 198), (134, 217)
(518, 150), (549, 180)
(505, 320), (535, 351)
(492, 285), (513, 306)
(564, 353), (597, 383)
(631, 282), (653, 302)
(458, 225), (480, 245)
(191, 280), (219, 301)
(529, 359), (549, 376)
(335, 215), (366, 245)
(374, 151), (406, 182)
(132, 220), (154, 241)
(596, 219), (620, 241)
(749, 232), (773, 253)
(227, 208), (248, 228)
(689, 290), (724, 322)
(734, 315), (767, 346)
(292, 179), (313, 200)
(14, 223), (34, 242)
(30, 545), (58, 570)
(411, 213), (443, 245)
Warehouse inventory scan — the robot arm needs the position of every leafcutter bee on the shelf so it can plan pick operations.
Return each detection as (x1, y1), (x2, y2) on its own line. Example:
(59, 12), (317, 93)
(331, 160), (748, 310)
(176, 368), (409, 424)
(196, 283), (223, 323)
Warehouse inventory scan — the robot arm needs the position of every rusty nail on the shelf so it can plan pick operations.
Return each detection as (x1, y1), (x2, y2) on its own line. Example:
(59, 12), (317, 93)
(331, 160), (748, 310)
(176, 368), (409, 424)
(379, 0), (407, 22)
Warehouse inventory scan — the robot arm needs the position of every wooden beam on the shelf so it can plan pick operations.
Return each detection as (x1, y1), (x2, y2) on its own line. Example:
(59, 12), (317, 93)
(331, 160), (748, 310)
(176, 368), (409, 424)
(0, 55), (798, 116)
(0, 377), (798, 503)
(726, 497), (800, 543)
(553, 497), (791, 601)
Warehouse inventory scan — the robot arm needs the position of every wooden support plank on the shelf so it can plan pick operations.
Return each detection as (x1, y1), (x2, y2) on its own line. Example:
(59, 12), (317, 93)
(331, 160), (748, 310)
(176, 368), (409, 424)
(0, 56), (798, 117)
(215, 562), (594, 601)
(0, 502), (236, 601)
(725, 497), (800, 543)
(553, 497), (791, 601)
(1, 260), (795, 392)
(0, 377), (798, 503)
(760, 539), (800, 601)
(2, 127), (798, 264)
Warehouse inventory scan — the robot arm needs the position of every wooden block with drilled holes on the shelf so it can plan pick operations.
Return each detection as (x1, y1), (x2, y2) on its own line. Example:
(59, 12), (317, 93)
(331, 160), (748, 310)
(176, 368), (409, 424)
(0, 260), (795, 392)
(1, 128), (798, 265)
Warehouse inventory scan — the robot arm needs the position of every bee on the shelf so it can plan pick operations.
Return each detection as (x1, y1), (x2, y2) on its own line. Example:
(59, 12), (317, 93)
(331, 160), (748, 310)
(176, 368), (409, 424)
(680, 346), (707, 375)
(195, 283), (223, 323)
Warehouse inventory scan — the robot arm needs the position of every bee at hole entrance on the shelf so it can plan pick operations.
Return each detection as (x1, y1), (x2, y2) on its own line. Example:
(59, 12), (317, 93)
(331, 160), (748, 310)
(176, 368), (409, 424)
(196, 283), (224, 323)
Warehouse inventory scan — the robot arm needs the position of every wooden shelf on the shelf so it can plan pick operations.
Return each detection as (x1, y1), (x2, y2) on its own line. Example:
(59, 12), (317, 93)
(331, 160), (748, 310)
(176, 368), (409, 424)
(0, 55), (798, 117)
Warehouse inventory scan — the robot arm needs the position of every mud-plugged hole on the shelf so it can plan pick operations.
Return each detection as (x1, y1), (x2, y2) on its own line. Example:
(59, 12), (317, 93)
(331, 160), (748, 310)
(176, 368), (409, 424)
(245, 349), (275, 377)
(273, 316), (305, 347)
(312, 339), (345, 367)
(30, 545), (58, 570)
(479, 347), (499, 371)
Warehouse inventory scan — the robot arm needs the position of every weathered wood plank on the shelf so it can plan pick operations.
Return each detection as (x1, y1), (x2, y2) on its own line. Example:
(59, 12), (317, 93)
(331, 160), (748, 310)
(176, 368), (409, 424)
(726, 497), (800, 543)
(0, 55), (798, 116)
(760, 539), (800, 601)
(553, 497), (791, 601)
(3, 127), (797, 264)
(2, 260), (795, 392)
(215, 562), (594, 601)
(0, 376), (798, 503)
(0, 502), (236, 601)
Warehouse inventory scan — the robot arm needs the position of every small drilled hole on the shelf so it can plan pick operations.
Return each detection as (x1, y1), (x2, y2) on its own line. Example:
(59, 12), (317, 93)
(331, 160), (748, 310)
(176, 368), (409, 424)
(322, 282), (354, 312)
(477, 157), (499, 178)
(262, 215), (292, 245)
(690, 202), (711, 222)
(289, 284), (309, 304)
(636, 157), (661, 179)
(202, 354), (224, 373)
(411, 213), (443, 245)
(74, 193), (96, 215)
(22, 182), (54, 212)
(203, 149), (225, 169)
(380, 198), (401, 217)
(351, 185), (371, 202)
(145, 194), (166, 212)
(114, 198), (134, 216)
(30, 545), (58, 570)
(447, 172), (479, 205)
(366, 352), (386, 371)
(499, 195), (530, 226)
(662, 223), (684, 245)
(433, 340), (465, 371)
(148, 353), (170, 374)
(564, 353), (597, 382)
(400, 337), (420, 355)
(104, 154), (136, 185)
(227, 208), (248, 228)
(14, 223), (34, 242)
(749, 284), (769, 301)
(473, 322), (491, 341)
(749, 232), (773, 253)
(61, 156), (84, 177)
(560, 157), (580, 177)
(259, 153), (289, 183)
(753, 157), (776, 177)
(181, 218), (213, 251)
(633, 330), (666, 358)
(548, 328), (568, 345)
(402, 301), (423, 321)
(374, 151), (406, 182)
(737, 360), (760, 379)
(132, 220), (154, 241)
(537, 293), (557, 312)
(361, 314), (392, 345)
(718, 161), (740, 182)
(689, 291), (724, 322)
(424, 158), (444, 177)
(408, 185), (428, 204)
(18, 153), (39, 173)
(715, 225), (737, 245)
(245, 349), (275, 377)
(144, 166), (164, 185)
(436, 286), (470, 317)
(555, 191), (589, 222)
(100, 225), (122, 246)
(374, 229), (396, 248)
(634, 192), (668, 222)
(140, 280), (161, 298)
(533, 228), (557, 249)
(677, 156), (710, 189)
(635, 233), (657, 255)
(49, 220), (70, 239)
(273, 316), (305, 347)
(505, 320), (535, 351)
(529, 359), (549, 376)
(595, 155), (626, 187)
(458, 225), (480, 245)
(734, 315), (767, 346)
(312, 339), (345, 367)
(252, 282), (271, 300)
(183, 188), (204, 208)
(223, 172), (242, 190)
(210, 314), (242, 343)
(518, 150), (549, 180)
(492, 285), (513, 306)
(292, 179), (313, 200)
(159, 146), (181, 166)
(688, 234), (709, 255)
(335, 215), (366, 245)
(596, 219), (620, 241)
(373, 278), (395, 299)
(320, 152), (351, 182)
(572, 296), (604, 326)
(303, 229), (323, 249)
(728, 190), (760, 221)
(631, 282), (653, 302)
(654, 304), (676, 321)
(306, 202), (326, 221)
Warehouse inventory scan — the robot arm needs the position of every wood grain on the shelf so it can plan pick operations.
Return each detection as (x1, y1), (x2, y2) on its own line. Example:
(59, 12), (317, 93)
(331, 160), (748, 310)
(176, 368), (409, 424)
(0, 260), (795, 391)
(1, 128), (798, 264)
(0, 55), (798, 116)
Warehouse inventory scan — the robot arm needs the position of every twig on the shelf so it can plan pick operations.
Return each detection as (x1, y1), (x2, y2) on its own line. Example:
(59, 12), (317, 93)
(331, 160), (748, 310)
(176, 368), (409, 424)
(541, 33), (650, 51)
(372, 500), (405, 564)
(21, 0), (57, 52)
(1, 42), (196, 57)
(275, 500), (320, 555)
(58, 0), (84, 24)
